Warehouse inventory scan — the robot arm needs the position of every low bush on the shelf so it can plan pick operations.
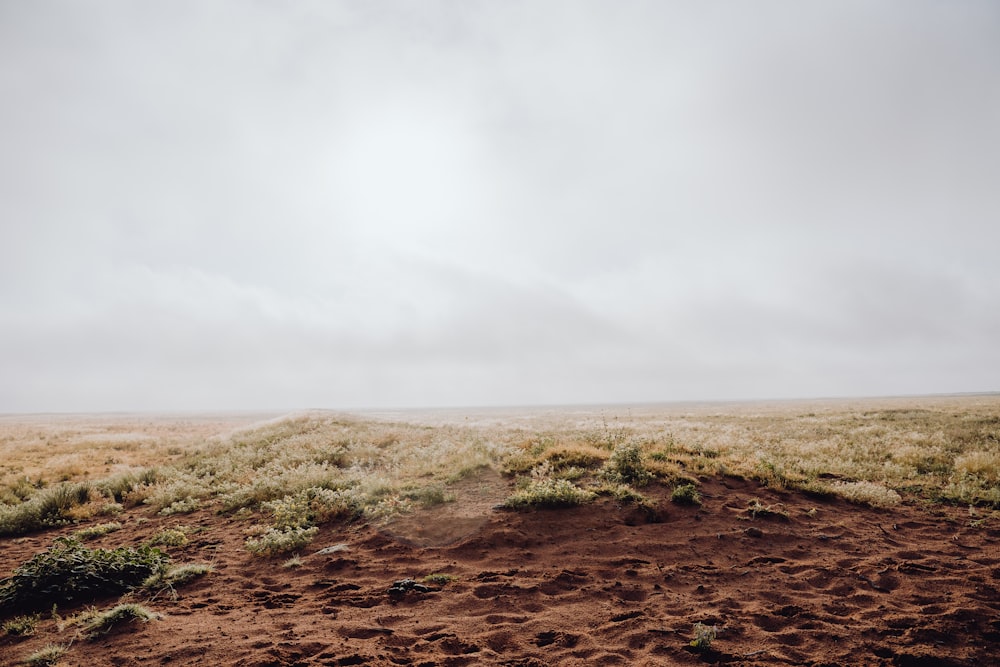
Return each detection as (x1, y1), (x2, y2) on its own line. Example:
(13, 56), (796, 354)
(0, 537), (169, 615)
(158, 497), (202, 516)
(501, 478), (595, 510)
(671, 483), (702, 506)
(0, 483), (92, 537)
(145, 527), (189, 548)
(245, 526), (319, 556)
(601, 442), (653, 486)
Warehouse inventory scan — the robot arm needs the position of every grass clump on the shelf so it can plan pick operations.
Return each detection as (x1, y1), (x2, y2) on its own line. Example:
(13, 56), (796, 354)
(671, 483), (702, 506)
(0, 483), (93, 537)
(266, 487), (361, 529)
(71, 522), (122, 541)
(2, 613), (40, 636)
(423, 573), (456, 586)
(830, 481), (901, 508)
(0, 537), (169, 615)
(689, 622), (717, 651)
(145, 527), (190, 548)
(157, 497), (201, 516)
(281, 555), (303, 569)
(76, 602), (159, 639)
(243, 486), (362, 556)
(245, 526), (319, 557)
(502, 478), (595, 510)
(600, 442), (652, 486)
(22, 644), (67, 666)
(402, 485), (454, 508)
(95, 502), (124, 517)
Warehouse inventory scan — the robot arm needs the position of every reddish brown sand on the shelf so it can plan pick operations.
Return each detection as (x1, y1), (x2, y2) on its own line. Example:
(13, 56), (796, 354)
(2, 473), (998, 666)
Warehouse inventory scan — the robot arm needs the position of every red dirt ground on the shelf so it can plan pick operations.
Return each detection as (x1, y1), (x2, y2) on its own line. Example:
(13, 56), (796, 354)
(2, 473), (998, 666)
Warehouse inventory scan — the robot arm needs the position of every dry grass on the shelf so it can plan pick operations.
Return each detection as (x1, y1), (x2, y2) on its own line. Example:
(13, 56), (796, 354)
(1, 396), (998, 547)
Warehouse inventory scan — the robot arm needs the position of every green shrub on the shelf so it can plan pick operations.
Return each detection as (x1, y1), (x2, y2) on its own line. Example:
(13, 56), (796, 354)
(158, 497), (201, 516)
(689, 622), (717, 650)
(501, 478), (596, 510)
(423, 573), (456, 586)
(94, 473), (139, 504)
(95, 502), (124, 517)
(671, 483), (701, 506)
(601, 442), (652, 486)
(596, 483), (650, 505)
(145, 527), (189, 547)
(0, 537), (169, 615)
(0, 483), (92, 537)
(262, 487), (361, 531)
(245, 526), (319, 556)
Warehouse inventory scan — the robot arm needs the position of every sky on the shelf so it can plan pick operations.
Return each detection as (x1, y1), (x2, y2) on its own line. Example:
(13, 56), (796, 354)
(1, 1), (999, 413)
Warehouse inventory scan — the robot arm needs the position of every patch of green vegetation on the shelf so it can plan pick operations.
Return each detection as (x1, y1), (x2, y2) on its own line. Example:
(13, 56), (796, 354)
(501, 478), (595, 510)
(94, 473), (140, 504)
(596, 483), (648, 504)
(242, 485), (363, 556)
(0, 537), (169, 615)
(689, 622), (717, 651)
(22, 644), (67, 666)
(145, 527), (189, 548)
(2, 613), (40, 636)
(601, 442), (653, 486)
(423, 573), (456, 586)
(0, 483), (92, 537)
(670, 483), (702, 506)
(158, 497), (201, 516)
(245, 526), (320, 557)
(71, 521), (122, 541)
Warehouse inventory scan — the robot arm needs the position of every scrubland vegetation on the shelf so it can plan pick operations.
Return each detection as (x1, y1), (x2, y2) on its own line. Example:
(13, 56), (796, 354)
(2, 397), (998, 550)
(0, 396), (997, 664)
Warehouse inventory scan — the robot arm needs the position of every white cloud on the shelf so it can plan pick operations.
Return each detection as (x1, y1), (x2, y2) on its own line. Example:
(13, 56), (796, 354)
(1, 1), (998, 411)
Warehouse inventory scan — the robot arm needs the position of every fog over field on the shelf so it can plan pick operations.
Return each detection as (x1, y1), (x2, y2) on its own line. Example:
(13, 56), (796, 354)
(1, 1), (998, 412)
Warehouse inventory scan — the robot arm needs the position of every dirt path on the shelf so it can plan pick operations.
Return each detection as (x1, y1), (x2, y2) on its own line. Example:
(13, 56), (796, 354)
(2, 475), (998, 666)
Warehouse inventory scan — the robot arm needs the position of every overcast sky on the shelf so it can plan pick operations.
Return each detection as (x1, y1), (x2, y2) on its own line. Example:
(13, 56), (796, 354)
(2, 1), (998, 412)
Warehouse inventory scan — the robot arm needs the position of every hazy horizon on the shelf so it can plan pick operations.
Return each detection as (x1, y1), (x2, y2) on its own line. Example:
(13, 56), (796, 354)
(2, 2), (998, 413)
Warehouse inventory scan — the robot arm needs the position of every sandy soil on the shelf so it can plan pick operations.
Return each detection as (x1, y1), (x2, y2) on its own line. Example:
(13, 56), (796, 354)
(2, 471), (998, 666)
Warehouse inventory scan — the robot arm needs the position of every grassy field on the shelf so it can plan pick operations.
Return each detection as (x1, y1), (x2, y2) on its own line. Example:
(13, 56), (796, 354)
(2, 395), (998, 549)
